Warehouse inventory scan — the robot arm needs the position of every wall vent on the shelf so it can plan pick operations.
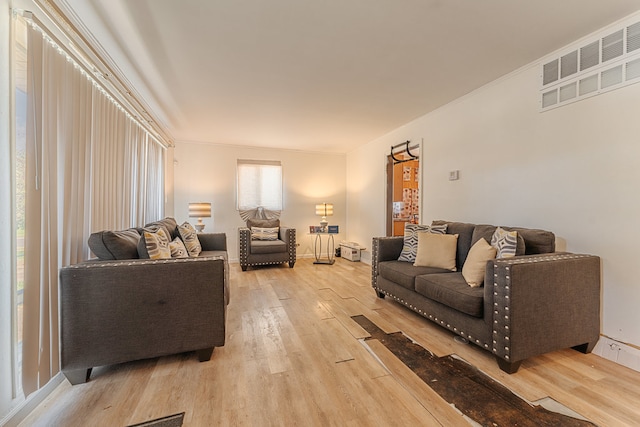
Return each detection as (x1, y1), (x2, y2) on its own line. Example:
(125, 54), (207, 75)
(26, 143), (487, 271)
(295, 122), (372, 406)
(540, 14), (640, 111)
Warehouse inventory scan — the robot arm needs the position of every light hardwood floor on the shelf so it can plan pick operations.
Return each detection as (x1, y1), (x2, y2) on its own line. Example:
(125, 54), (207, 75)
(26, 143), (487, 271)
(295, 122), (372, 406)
(20, 258), (640, 426)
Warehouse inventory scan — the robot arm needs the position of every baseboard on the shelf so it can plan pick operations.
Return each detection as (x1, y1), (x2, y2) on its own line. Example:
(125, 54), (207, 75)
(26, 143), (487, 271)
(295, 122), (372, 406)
(593, 336), (640, 372)
(0, 373), (64, 427)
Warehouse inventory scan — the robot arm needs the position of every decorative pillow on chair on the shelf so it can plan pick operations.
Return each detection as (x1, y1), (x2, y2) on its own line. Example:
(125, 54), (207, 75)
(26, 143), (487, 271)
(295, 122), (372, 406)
(398, 223), (448, 262)
(491, 227), (518, 259)
(169, 237), (189, 258)
(247, 218), (280, 229)
(462, 238), (497, 287)
(413, 232), (458, 271)
(138, 227), (171, 259)
(178, 221), (202, 257)
(251, 227), (279, 241)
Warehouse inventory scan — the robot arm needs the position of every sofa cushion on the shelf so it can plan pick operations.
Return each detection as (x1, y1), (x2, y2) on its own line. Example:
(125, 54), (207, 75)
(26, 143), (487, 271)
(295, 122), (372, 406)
(414, 232), (458, 271)
(251, 226), (279, 241)
(138, 228), (172, 259)
(251, 239), (287, 254)
(471, 225), (525, 256)
(507, 227), (555, 254)
(461, 238), (496, 287)
(144, 217), (178, 240)
(379, 260), (452, 291)
(432, 220), (476, 271)
(88, 228), (141, 260)
(415, 273), (484, 318)
(398, 224), (447, 263)
(178, 222), (202, 257)
(247, 218), (280, 229)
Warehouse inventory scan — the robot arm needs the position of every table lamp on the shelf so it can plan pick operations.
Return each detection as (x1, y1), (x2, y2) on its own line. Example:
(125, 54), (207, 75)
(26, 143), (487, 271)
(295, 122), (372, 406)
(189, 202), (211, 232)
(315, 203), (333, 232)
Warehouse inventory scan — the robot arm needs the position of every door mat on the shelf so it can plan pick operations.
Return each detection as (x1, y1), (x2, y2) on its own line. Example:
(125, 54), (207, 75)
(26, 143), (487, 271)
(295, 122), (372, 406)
(128, 412), (185, 427)
(351, 315), (596, 427)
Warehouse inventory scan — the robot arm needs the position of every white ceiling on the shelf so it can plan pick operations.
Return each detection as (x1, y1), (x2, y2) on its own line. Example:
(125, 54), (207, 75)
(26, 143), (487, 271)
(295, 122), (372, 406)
(59, 0), (640, 153)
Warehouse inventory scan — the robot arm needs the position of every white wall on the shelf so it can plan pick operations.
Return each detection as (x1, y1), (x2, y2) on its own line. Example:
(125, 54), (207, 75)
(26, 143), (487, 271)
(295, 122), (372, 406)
(347, 26), (640, 349)
(173, 142), (346, 262)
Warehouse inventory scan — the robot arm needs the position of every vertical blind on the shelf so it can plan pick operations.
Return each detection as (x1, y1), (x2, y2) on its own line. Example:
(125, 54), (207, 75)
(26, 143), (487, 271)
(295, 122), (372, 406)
(20, 17), (165, 396)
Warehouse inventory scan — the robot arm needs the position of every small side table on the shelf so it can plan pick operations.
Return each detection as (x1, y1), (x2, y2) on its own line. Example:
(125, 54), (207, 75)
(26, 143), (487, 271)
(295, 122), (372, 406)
(311, 232), (336, 265)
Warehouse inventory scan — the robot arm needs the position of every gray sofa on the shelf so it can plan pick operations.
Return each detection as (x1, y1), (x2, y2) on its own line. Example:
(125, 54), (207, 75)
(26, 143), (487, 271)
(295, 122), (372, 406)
(59, 217), (229, 385)
(372, 220), (601, 373)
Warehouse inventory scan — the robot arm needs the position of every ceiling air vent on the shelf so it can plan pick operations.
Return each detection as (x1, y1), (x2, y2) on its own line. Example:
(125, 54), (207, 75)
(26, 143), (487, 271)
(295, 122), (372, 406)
(540, 14), (640, 111)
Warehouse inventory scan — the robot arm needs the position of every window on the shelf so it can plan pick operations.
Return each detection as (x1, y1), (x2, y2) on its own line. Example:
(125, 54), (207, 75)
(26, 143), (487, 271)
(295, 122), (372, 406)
(237, 159), (283, 211)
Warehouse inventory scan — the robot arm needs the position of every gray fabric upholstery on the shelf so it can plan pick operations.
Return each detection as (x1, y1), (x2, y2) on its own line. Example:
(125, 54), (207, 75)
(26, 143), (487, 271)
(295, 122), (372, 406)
(144, 217), (179, 239)
(239, 225), (296, 270)
(59, 230), (229, 385)
(88, 228), (141, 260)
(415, 273), (484, 317)
(372, 220), (601, 374)
(379, 261), (451, 291)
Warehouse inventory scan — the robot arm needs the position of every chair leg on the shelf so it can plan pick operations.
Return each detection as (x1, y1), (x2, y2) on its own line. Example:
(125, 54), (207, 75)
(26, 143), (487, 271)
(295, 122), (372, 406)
(241, 265), (248, 271)
(573, 342), (596, 354)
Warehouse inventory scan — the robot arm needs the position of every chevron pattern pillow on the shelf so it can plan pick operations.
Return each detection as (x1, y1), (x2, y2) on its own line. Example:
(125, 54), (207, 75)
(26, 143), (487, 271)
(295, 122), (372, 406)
(491, 227), (518, 259)
(169, 237), (189, 258)
(398, 223), (448, 262)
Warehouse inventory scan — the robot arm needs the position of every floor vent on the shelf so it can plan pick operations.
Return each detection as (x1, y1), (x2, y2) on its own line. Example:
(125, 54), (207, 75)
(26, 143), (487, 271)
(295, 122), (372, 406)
(540, 13), (640, 111)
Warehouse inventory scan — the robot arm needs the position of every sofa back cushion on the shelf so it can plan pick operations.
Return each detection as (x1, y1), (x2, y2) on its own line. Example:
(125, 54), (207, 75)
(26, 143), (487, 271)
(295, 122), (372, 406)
(144, 217), (179, 240)
(88, 228), (141, 260)
(247, 218), (280, 229)
(506, 227), (555, 254)
(432, 220), (475, 271)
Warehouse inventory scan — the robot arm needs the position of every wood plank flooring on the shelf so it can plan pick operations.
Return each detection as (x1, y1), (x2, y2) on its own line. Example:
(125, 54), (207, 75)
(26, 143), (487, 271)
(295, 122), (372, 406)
(19, 258), (640, 426)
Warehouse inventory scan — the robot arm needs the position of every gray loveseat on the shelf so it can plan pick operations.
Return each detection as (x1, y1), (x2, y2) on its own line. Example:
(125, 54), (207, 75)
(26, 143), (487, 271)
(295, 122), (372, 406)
(372, 220), (601, 373)
(59, 217), (229, 385)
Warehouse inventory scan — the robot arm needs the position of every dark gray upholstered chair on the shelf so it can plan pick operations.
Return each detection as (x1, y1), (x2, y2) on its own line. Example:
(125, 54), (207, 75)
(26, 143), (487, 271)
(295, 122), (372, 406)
(238, 218), (296, 271)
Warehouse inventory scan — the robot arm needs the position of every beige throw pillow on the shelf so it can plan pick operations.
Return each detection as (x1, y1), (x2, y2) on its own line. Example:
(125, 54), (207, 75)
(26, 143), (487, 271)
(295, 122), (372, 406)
(462, 238), (497, 287)
(169, 237), (189, 258)
(413, 232), (458, 271)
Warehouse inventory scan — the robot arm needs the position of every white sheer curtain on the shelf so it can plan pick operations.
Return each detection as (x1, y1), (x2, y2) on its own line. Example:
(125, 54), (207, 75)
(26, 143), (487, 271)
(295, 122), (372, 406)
(21, 19), (165, 396)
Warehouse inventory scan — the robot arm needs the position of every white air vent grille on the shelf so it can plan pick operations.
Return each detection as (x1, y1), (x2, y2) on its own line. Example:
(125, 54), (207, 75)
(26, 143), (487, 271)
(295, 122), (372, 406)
(541, 14), (640, 111)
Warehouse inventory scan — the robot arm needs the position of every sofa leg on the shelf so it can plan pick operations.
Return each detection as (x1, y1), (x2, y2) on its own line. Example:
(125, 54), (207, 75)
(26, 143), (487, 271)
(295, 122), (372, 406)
(496, 357), (522, 374)
(289, 261), (295, 268)
(64, 368), (92, 385)
(197, 347), (215, 362)
(572, 342), (596, 354)
(376, 291), (385, 299)
(241, 265), (247, 272)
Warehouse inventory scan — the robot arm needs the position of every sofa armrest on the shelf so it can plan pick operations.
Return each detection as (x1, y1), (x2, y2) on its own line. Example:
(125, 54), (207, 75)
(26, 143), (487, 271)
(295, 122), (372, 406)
(198, 232), (227, 251)
(59, 256), (228, 374)
(371, 236), (404, 289)
(490, 253), (601, 370)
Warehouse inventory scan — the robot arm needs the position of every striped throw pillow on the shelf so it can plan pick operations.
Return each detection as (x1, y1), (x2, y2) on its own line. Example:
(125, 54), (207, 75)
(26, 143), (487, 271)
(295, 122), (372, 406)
(251, 227), (279, 241)
(491, 227), (518, 259)
(398, 223), (448, 262)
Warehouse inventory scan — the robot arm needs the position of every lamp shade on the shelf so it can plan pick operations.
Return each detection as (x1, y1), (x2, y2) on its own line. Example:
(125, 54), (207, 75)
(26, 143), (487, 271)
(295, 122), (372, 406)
(315, 203), (334, 217)
(189, 202), (211, 218)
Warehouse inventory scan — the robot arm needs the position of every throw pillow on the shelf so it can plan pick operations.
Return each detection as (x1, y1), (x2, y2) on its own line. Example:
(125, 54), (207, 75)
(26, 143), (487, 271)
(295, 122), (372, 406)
(251, 227), (279, 241)
(398, 223), (448, 263)
(462, 238), (497, 287)
(491, 227), (518, 259)
(169, 237), (189, 258)
(178, 221), (202, 257)
(139, 228), (171, 260)
(413, 232), (458, 271)
(247, 218), (280, 229)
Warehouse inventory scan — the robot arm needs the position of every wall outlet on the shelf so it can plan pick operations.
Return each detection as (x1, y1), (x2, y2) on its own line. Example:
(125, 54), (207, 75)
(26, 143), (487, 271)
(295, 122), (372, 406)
(449, 170), (459, 181)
